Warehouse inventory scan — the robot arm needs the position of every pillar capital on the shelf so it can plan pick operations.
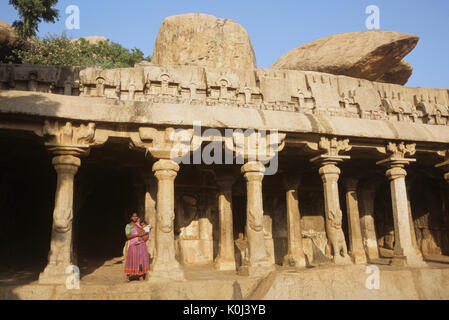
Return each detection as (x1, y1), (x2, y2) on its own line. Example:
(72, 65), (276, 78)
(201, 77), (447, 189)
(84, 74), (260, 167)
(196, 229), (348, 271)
(386, 166), (407, 181)
(376, 141), (416, 169)
(43, 120), (100, 157)
(152, 159), (179, 181)
(52, 155), (81, 174)
(318, 163), (341, 184)
(241, 161), (265, 182)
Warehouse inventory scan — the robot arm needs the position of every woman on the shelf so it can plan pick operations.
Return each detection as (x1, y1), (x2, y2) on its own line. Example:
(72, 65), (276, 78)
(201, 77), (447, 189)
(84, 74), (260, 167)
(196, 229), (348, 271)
(124, 213), (150, 281)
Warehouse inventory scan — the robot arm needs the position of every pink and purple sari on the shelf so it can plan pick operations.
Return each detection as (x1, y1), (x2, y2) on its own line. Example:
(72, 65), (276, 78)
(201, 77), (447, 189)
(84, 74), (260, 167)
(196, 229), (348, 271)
(124, 222), (150, 276)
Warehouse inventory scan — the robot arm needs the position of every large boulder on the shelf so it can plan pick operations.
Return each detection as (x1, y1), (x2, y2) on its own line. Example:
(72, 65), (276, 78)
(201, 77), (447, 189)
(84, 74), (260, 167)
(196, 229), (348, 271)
(271, 30), (418, 83)
(0, 20), (19, 47)
(152, 13), (257, 70)
(376, 60), (413, 85)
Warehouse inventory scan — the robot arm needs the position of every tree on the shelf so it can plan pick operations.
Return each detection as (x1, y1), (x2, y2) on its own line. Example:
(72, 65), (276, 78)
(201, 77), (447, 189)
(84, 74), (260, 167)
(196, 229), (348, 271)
(9, 0), (59, 39)
(14, 33), (152, 68)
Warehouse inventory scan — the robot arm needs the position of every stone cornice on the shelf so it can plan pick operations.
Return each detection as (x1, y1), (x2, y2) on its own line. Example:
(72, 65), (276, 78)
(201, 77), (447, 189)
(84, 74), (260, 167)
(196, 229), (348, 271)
(3, 90), (449, 146)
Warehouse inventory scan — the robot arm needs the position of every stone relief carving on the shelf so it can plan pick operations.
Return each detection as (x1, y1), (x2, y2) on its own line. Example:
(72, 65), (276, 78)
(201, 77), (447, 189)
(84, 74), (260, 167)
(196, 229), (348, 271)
(2, 64), (449, 126)
(53, 208), (73, 233)
(318, 137), (352, 156)
(327, 209), (343, 229)
(43, 120), (96, 146)
(384, 142), (417, 158)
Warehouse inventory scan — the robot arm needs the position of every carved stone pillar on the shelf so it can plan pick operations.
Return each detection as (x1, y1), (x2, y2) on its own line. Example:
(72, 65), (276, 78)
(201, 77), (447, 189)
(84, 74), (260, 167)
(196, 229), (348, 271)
(358, 183), (380, 261)
(150, 159), (184, 280)
(343, 178), (367, 264)
(144, 175), (157, 258)
(317, 161), (352, 265)
(239, 161), (275, 276)
(377, 142), (425, 267)
(381, 162), (425, 266)
(214, 176), (236, 271)
(282, 175), (306, 267)
(39, 120), (99, 285)
(39, 155), (80, 284)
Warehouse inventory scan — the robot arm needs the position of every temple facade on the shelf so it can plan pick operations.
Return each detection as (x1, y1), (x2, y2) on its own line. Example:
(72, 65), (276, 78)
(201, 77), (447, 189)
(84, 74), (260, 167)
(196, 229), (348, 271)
(1, 63), (449, 284)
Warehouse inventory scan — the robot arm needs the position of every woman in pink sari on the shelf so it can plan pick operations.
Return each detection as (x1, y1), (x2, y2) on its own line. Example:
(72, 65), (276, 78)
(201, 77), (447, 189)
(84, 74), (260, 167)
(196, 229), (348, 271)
(124, 213), (150, 281)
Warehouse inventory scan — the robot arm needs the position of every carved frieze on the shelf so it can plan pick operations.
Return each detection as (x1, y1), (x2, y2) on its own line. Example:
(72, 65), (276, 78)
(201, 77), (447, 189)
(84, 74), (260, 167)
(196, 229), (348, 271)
(2, 64), (449, 127)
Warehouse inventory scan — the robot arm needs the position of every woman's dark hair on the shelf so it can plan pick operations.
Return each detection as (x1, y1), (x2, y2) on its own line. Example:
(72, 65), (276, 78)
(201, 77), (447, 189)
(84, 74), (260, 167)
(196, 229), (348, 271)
(129, 212), (138, 220)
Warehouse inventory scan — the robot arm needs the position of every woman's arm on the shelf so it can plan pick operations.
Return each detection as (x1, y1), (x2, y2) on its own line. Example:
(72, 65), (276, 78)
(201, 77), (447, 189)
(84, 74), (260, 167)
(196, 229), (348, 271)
(125, 224), (145, 240)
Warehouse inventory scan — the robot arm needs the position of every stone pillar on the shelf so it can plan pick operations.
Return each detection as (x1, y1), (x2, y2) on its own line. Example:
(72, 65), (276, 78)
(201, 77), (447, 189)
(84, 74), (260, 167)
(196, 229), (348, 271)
(318, 161), (352, 265)
(39, 155), (80, 284)
(198, 199), (213, 264)
(214, 177), (236, 271)
(381, 162), (425, 266)
(343, 178), (367, 264)
(239, 161), (275, 276)
(150, 159), (184, 280)
(405, 181), (421, 258)
(359, 183), (380, 261)
(144, 175), (157, 258)
(282, 175), (306, 267)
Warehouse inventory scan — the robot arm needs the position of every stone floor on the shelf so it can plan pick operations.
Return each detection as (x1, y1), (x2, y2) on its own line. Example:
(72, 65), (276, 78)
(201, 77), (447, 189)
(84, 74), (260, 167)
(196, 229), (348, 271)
(1, 255), (449, 300)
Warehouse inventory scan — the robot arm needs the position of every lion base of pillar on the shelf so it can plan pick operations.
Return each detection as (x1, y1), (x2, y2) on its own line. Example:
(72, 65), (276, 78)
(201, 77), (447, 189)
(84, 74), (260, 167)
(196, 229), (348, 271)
(39, 264), (73, 285)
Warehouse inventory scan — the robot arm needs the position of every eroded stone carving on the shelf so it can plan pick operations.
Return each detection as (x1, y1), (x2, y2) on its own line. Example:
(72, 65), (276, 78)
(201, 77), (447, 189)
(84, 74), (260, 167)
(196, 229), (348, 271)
(43, 120), (96, 146)
(3, 63), (449, 127)
(385, 142), (416, 159)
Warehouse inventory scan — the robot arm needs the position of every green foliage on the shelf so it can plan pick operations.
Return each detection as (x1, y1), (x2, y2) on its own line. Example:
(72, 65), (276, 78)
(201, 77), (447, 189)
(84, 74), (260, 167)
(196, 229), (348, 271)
(13, 34), (151, 68)
(9, 0), (59, 39)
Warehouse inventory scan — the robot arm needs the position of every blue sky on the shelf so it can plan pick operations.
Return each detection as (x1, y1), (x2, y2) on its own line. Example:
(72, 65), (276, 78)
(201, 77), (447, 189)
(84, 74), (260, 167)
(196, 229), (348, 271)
(1, 0), (448, 88)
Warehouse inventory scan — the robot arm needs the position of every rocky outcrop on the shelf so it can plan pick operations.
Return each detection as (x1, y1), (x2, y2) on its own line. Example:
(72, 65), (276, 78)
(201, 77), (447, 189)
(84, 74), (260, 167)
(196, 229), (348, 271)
(0, 20), (19, 47)
(376, 60), (413, 85)
(271, 30), (418, 84)
(152, 13), (257, 70)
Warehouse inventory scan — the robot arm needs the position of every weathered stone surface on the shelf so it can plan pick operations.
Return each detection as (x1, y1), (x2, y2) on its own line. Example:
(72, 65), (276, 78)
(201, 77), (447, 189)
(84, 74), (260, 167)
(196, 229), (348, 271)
(271, 30), (418, 82)
(152, 13), (257, 70)
(377, 60), (413, 85)
(71, 36), (107, 45)
(0, 20), (19, 47)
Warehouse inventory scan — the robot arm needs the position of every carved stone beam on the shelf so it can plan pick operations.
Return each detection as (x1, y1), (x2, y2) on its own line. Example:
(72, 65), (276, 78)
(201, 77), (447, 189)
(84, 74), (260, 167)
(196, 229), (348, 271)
(309, 136), (352, 165)
(134, 126), (201, 160)
(376, 141), (417, 166)
(225, 130), (286, 162)
(42, 120), (102, 157)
